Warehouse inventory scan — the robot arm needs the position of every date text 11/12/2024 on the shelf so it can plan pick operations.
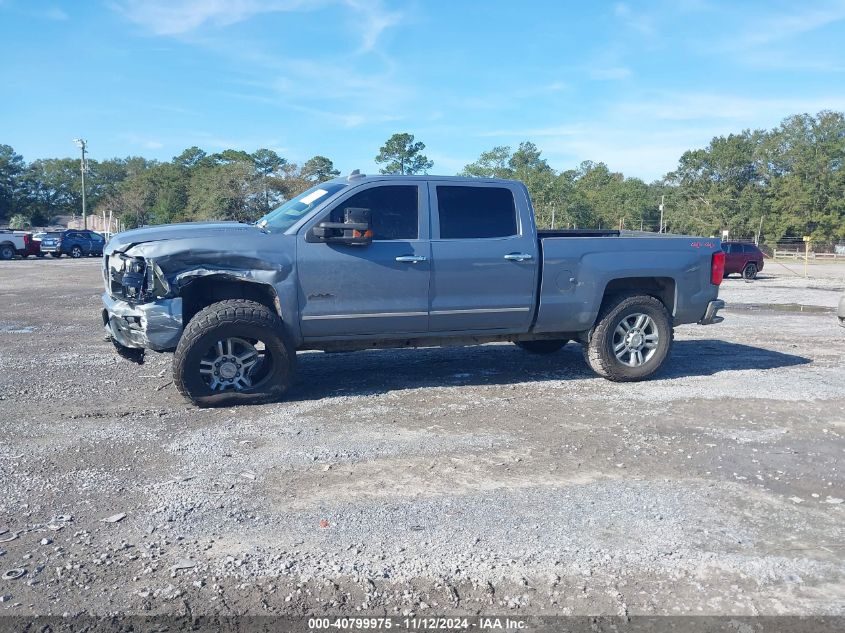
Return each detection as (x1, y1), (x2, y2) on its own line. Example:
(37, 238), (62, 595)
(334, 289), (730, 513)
(307, 616), (527, 629)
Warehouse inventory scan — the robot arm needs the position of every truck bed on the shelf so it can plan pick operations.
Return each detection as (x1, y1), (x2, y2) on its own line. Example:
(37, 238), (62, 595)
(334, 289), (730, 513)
(534, 233), (720, 333)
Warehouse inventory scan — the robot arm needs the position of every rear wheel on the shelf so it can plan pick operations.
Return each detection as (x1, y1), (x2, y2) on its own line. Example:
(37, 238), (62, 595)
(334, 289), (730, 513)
(584, 294), (673, 381)
(70, 246), (83, 258)
(743, 262), (758, 279)
(173, 299), (295, 407)
(515, 339), (568, 354)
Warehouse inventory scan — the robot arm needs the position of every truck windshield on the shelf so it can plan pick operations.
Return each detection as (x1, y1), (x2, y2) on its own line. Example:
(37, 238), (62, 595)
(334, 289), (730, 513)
(256, 182), (347, 233)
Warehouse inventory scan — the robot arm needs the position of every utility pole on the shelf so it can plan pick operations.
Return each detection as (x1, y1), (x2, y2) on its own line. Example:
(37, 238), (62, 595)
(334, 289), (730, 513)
(755, 215), (764, 246)
(73, 139), (88, 229)
(658, 195), (665, 234)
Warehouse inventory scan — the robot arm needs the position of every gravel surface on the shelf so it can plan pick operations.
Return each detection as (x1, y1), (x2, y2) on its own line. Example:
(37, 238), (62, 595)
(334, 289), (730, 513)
(0, 258), (843, 617)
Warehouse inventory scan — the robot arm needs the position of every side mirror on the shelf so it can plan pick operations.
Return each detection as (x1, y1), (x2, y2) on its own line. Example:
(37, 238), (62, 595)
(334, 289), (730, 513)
(309, 207), (372, 245)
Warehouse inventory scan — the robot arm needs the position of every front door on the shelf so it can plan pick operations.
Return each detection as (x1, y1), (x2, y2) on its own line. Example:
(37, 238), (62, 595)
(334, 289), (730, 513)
(297, 182), (431, 338)
(723, 243), (742, 274)
(428, 182), (538, 332)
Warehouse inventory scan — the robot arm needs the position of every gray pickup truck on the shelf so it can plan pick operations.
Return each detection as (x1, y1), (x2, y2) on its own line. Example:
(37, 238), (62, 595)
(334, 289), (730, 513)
(102, 172), (726, 406)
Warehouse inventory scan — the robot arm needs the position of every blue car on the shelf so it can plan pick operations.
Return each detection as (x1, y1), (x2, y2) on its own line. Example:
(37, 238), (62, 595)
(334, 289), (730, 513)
(39, 230), (106, 258)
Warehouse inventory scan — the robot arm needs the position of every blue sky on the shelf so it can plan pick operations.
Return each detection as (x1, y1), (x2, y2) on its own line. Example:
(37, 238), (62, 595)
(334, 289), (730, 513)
(2, 0), (845, 181)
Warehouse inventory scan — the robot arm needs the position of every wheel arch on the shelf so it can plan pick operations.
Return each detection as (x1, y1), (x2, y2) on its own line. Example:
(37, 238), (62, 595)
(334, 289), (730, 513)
(180, 275), (282, 326)
(599, 276), (676, 318)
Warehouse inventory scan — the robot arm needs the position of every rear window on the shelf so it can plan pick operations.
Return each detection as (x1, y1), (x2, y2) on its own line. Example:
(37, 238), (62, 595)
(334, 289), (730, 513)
(436, 186), (518, 239)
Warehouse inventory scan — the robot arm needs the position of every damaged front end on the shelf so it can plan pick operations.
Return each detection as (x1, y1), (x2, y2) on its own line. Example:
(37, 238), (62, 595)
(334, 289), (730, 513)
(101, 221), (295, 358)
(102, 252), (183, 351)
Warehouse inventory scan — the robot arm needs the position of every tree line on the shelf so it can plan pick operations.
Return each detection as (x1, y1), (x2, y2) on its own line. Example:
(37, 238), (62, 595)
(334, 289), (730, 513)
(1, 110), (843, 245)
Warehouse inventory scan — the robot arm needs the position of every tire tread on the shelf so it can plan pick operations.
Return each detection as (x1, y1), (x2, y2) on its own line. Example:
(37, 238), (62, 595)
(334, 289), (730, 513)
(173, 299), (293, 406)
(583, 294), (673, 382)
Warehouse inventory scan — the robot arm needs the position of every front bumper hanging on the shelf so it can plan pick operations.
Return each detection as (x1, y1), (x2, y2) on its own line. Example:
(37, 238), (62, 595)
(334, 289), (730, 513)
(102, 293), (183, 351)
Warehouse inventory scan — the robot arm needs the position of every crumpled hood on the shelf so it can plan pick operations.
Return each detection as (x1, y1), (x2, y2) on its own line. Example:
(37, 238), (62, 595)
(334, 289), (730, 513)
(102, 220), (296, 302)
(105, 222), (262, 254)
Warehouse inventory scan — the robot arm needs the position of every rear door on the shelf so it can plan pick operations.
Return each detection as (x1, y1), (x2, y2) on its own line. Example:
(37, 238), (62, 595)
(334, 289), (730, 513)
(428, 182), (538, 332)
(64, 231), (81, 252)
(297, 182), (431, 338)
(723, 243), (742, 273)
(742, 243), (759, 263)
(80, 231), (95, 254)
(90, 232), (105, 254)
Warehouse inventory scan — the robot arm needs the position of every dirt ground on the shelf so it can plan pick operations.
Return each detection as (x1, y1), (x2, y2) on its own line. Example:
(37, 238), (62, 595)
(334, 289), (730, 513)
(0, 257), (843, 618)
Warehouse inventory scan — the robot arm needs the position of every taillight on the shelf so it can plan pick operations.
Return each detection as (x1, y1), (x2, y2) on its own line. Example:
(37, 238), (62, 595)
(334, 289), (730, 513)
(23, 233), (31, 246)
(711, 250), (725, 285)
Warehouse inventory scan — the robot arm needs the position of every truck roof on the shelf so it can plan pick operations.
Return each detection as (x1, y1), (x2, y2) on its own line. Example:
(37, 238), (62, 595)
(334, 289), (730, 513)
(329, 171), (523, 186)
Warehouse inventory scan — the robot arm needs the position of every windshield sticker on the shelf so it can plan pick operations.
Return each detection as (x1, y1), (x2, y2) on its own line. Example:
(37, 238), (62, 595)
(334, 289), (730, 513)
(300, 188), (329, 205)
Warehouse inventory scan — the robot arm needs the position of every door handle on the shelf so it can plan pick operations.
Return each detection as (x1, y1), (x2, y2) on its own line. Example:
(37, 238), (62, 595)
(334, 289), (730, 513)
(504, 252), (534, 262)
(395, 255), (427, 263)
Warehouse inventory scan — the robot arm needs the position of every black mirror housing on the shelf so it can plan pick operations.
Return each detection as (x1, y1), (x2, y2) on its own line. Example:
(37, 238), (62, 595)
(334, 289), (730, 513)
(307, 207), (372, 245)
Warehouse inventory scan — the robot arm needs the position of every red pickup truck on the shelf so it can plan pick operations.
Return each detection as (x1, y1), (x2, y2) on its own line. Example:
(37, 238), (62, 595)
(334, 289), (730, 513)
(0, 231), (41, 259)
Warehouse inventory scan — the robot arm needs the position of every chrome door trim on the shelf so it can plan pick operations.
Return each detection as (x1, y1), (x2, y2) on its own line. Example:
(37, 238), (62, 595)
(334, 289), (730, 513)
(302, 311), (428, 321)
(430, 307), (530, 316)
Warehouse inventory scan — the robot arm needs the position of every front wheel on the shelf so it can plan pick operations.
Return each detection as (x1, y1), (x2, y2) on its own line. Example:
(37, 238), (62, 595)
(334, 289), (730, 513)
(584, 294), (673, 382)
(173, 299), (295, 407)
(0, 244), (15, 260)
(515, 339), (568, 354)
(743, 263), (758, 279)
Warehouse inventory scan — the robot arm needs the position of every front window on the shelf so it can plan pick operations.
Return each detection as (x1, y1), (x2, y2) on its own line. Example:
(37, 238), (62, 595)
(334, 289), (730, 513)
(327, 185), (419, 240)
(256, 182), (347, 233)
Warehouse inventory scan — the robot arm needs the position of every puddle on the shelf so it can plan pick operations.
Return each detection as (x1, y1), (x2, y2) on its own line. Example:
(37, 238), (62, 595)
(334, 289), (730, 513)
(0, 322), (36, 333)
(726, 303), (835, 314)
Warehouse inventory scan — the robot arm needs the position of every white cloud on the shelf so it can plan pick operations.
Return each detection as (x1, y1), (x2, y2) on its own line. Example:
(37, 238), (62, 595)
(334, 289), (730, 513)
(118, 133), (165, 150)
(113, 0), (404, 51)
(41, 6), (69, 20)
(344, 0), (403, 53)
(612, 2), (655, 36)
(615, 92), (845, 122)
(472, 91), (845, 180)
(589, 66), (631, 80)
(112, 0), (408, 128)
(114, 0), (312, 36)
(478, 125), (586, 138)
(730, 2), (845, 49)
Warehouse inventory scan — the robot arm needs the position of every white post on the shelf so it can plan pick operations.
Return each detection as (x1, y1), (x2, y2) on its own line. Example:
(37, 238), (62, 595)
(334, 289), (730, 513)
(659, 195), (665, 233)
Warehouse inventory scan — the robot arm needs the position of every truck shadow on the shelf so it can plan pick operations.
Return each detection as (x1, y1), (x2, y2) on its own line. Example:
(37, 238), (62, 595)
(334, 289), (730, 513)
(287, 340), (811, 401)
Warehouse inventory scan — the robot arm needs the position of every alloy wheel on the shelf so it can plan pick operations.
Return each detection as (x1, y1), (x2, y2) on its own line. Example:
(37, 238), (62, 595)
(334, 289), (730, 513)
(612, 313), (659, 367)
(198, 337), (266, 392)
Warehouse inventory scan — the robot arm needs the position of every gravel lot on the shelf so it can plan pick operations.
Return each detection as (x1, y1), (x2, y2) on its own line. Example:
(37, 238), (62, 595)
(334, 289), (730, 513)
(0, 257), (843, 617)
